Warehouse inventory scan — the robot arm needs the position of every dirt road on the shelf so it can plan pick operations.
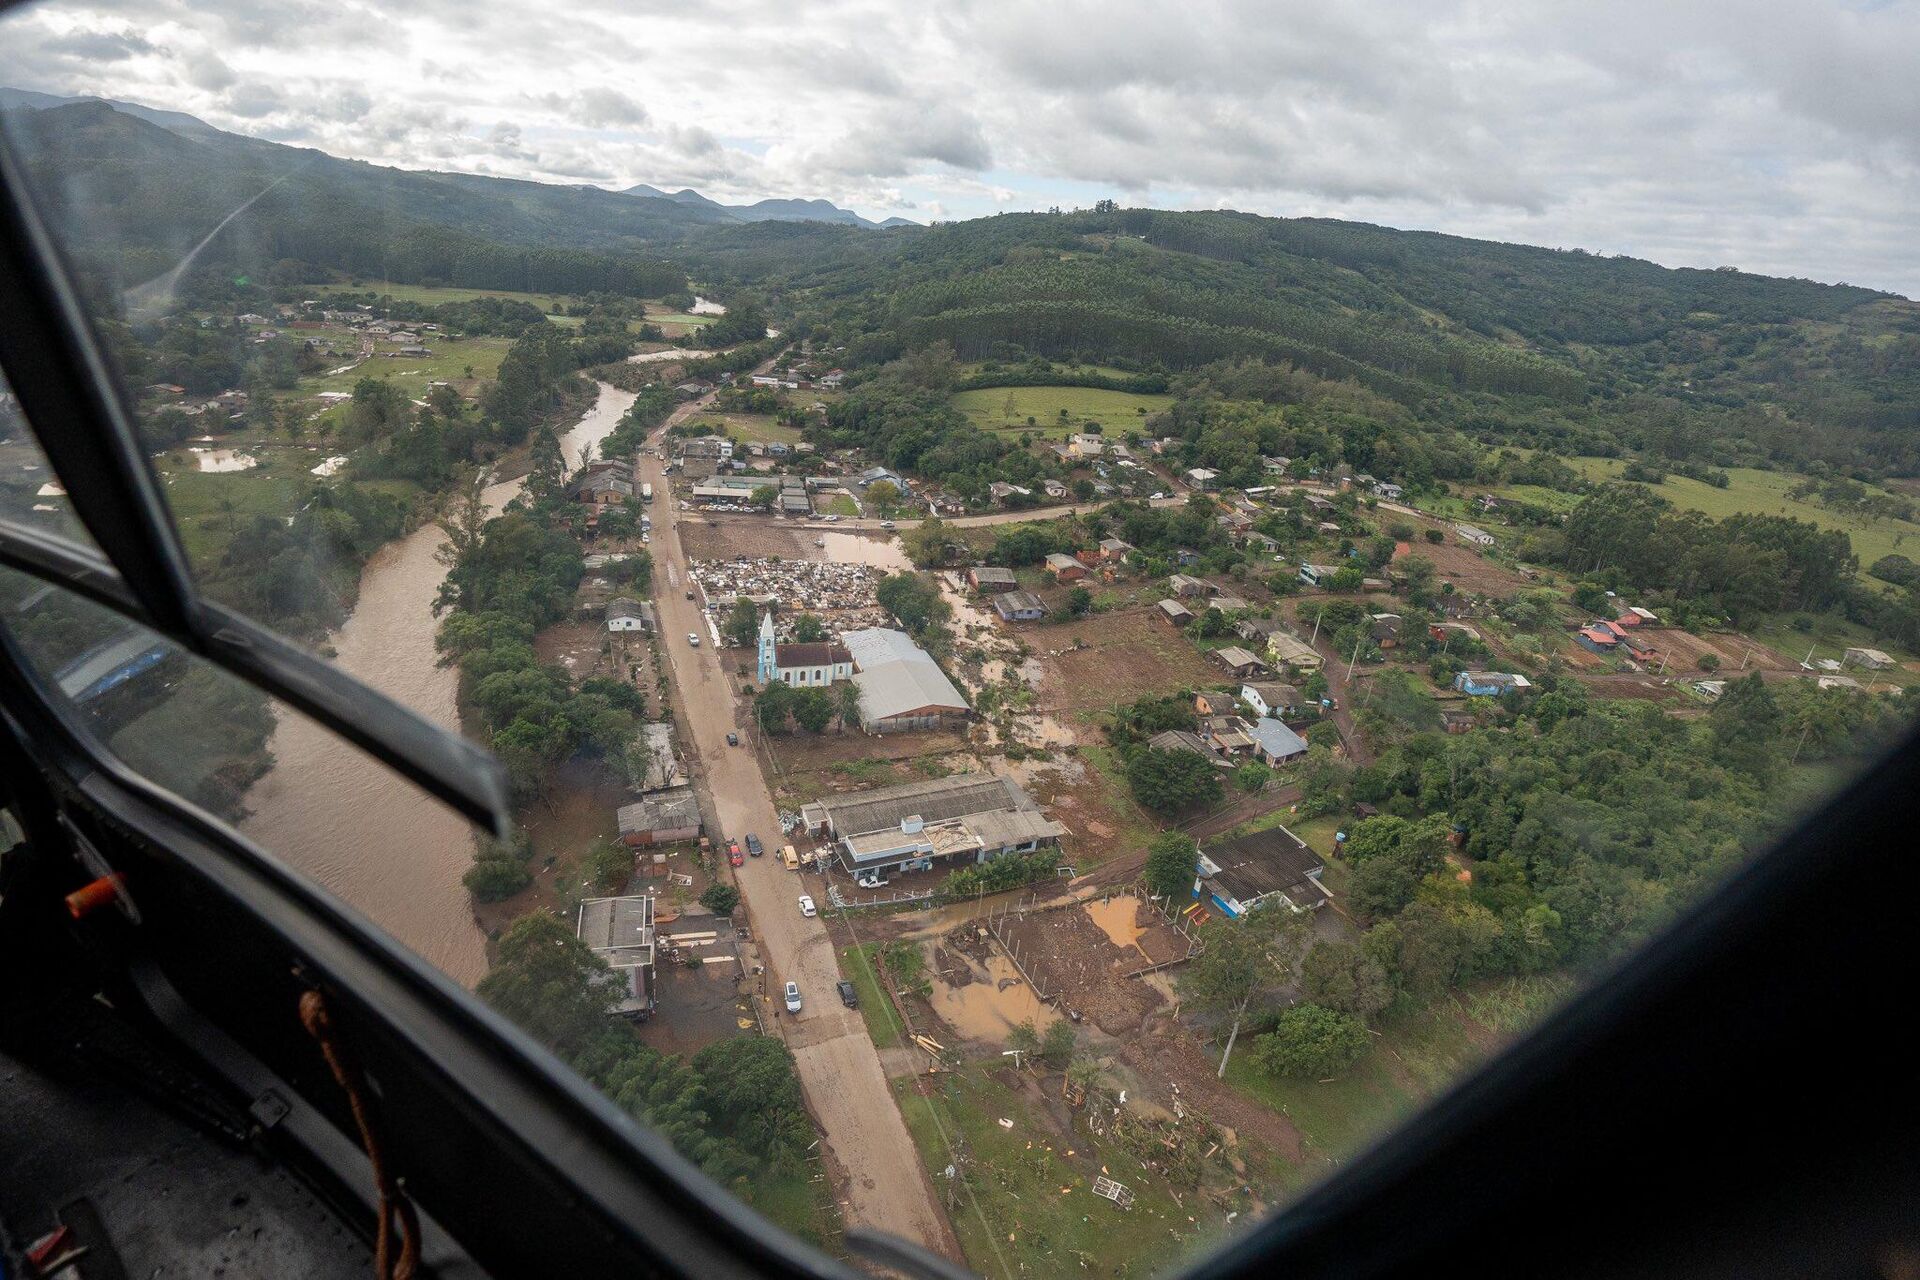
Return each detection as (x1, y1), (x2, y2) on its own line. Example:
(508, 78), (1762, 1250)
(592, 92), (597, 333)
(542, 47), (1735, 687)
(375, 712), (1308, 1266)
(825, 495), (1182, 531)
(637, 413), (960, 1260)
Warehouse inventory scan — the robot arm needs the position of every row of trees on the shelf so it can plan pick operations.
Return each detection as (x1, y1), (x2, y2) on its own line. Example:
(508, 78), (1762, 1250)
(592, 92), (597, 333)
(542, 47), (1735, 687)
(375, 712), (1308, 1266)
(479, 913), (814, 1194)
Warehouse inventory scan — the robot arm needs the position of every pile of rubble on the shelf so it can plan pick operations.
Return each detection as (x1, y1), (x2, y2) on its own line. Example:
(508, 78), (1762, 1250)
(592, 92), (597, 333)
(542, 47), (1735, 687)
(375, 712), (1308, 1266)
(690, 557), (883, 612)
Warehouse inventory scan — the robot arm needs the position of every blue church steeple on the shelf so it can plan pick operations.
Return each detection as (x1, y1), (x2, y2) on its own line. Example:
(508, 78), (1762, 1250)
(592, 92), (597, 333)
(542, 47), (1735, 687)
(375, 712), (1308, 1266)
(756, 610), (777, 684)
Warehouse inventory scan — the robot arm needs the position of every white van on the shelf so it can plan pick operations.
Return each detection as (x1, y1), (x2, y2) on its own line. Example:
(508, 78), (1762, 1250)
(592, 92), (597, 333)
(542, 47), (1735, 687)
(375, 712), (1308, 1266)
(783, 981), (802, 1014)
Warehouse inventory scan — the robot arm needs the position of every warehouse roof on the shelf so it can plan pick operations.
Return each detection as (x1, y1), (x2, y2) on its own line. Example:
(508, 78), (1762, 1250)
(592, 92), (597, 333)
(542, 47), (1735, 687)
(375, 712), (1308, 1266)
(815, 773), (1037, 837)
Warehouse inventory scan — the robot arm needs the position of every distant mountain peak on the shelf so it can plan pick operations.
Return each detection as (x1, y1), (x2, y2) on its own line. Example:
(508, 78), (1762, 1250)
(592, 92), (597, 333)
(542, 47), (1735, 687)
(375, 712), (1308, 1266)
(618, 181), (916, 231)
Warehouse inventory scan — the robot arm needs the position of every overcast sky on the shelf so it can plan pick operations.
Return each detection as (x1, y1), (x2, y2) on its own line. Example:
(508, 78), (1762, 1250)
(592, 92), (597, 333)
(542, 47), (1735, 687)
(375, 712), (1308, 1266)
(3, 0), (1918, 297)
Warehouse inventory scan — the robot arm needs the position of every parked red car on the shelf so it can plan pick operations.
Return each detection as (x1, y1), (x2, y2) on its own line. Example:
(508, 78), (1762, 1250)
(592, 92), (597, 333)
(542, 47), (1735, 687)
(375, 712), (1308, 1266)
(727, 839), (743, 868)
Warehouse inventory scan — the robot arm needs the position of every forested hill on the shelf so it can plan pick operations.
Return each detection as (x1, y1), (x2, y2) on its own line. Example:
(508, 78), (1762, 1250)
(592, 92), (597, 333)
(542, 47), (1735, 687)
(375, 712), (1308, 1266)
(0, 100), (709, 297)
(684, 209), (1920, 471)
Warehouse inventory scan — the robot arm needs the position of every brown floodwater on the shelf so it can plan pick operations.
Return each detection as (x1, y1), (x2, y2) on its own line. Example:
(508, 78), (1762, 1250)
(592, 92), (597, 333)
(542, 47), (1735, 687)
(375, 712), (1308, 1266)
(241, 382), (637, 988)
(927, 946), (1059, 1042)
(1084, 894), (1149, 955)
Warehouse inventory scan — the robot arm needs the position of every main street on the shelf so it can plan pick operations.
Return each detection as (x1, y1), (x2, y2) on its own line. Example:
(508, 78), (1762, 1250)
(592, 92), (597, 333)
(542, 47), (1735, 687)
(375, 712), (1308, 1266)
(637, 402), (959, 1259)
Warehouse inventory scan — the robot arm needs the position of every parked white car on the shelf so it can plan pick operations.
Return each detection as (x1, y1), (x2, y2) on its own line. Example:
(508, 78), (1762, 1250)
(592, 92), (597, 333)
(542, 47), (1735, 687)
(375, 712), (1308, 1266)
(687, 632), (701, 647)
(797, 894), (817, 918)
(784, 981), (803, 1013)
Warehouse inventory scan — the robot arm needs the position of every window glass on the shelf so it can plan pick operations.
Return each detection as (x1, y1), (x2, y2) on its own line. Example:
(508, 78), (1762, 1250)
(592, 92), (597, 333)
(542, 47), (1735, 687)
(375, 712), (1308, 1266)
(0, 366), (105, 553)
(0, 563), (496, 978)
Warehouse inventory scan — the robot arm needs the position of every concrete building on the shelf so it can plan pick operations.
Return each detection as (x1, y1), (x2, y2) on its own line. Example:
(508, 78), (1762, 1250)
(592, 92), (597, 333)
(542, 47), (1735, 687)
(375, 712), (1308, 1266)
(576, 896), (656, 1018)
(801, 773), (1063, 877)
(1845, 647), (1895, 670)
(1240, 682), (1301, 719)
(1156, 598), (1195, 626)
(606, 598), (656, 633)
(1453, 523), (1496, 547)
(1194, 827), (1328, 918)
(993, 590), (1047, 622)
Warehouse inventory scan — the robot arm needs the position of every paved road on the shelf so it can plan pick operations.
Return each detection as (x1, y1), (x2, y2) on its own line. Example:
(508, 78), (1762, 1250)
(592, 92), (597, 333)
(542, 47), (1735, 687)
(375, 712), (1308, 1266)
(637, 412), (960, 1260)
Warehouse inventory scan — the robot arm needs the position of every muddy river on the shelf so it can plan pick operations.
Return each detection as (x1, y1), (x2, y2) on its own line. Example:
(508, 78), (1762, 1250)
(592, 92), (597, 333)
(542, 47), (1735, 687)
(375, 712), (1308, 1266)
(241, 382), (638, 987)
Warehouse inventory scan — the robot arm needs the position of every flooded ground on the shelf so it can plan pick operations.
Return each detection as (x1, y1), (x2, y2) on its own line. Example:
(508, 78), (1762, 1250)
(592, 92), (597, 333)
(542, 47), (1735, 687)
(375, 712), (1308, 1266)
(626, 348), (693, 364)
(819, 531), (910, 570)
(927, 945), (1060, 1042)
(242, 381), (637, 989)
(191, 447), (257, 472)
(689, 295), (726, 315)
(1085, 893), (1150, 956)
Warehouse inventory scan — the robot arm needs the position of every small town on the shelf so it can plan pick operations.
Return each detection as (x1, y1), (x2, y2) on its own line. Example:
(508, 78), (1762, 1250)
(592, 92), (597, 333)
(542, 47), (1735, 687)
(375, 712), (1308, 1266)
(3, 53), (1914, 1276)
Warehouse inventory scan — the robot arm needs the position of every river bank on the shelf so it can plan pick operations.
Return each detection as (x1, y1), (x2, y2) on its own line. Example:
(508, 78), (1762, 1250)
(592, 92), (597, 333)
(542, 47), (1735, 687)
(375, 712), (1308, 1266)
(240, 381), (639, 988)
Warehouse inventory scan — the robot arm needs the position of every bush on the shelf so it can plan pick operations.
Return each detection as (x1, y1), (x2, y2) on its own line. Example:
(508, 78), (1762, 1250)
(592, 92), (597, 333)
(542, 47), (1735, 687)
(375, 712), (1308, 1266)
(587, 841), (635, 893)
(700, 882), (741, 915)
(1424, 529), (1445, 544)
(945, 848), (1060, 899)
(1252, 1004), (1371, 1078)
(1039, 1018), (1077, 1068)
(464, 856), (532, 902)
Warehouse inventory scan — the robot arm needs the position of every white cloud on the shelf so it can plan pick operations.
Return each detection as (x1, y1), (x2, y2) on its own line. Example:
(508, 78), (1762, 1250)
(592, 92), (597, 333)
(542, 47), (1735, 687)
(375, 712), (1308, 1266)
(0, 0), (1915, 293)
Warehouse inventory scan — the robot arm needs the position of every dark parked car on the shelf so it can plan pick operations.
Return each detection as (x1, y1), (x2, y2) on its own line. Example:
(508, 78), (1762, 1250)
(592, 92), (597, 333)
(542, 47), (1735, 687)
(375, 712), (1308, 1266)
(837, 980), (859, 1009)
(727, 732), (739, 746)
(745, 834), (764, 857)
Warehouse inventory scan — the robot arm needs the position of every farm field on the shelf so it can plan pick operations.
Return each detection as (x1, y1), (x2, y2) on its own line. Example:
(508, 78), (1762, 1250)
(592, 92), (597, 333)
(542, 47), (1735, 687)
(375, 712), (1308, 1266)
(951, 385), (1173, 437)
(1558, 459), (1920, 578)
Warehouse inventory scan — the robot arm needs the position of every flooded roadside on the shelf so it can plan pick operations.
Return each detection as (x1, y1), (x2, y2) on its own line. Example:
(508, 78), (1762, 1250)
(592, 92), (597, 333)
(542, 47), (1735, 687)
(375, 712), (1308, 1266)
(241, 381), (637, 988)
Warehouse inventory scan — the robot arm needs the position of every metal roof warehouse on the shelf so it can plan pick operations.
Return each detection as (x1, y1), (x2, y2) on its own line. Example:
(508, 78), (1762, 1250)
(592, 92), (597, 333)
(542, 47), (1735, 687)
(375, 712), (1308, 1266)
(801, 773), (1064, 874)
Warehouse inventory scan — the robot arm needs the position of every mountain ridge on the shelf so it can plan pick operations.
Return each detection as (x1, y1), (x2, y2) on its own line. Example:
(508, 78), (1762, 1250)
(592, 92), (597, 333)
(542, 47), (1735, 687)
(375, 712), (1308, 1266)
(0, 87), (918, 232)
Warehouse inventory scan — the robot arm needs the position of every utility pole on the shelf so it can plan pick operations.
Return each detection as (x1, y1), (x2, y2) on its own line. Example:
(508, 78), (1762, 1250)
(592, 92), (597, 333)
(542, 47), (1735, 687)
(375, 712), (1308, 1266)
(1345, 630), (1365, 683)
(1309, 607), (1325, 647)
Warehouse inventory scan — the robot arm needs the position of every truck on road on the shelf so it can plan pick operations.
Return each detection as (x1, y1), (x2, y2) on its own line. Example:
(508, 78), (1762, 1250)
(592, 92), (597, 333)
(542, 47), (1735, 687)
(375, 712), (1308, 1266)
(641, 482), (654, 503)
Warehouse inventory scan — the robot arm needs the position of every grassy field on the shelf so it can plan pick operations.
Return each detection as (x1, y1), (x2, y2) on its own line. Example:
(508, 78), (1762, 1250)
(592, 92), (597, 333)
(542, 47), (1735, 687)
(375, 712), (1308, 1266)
(815, 493), (860, 518)
(746, 1169), (839, 1250)
(1746, 614), (1916, 678)
(1222, 976), (1569, 1181)
(840, 944), (905, 1049)
(951, 385), (1173, 437)
(892, 1065), (1232, 1279)
(157, 447), (328, 568)
(708, 413), (805, 446)
(1542, 458), (1920, 576)
(645, 305), (717, 328)
(298, 336), (514, 395)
